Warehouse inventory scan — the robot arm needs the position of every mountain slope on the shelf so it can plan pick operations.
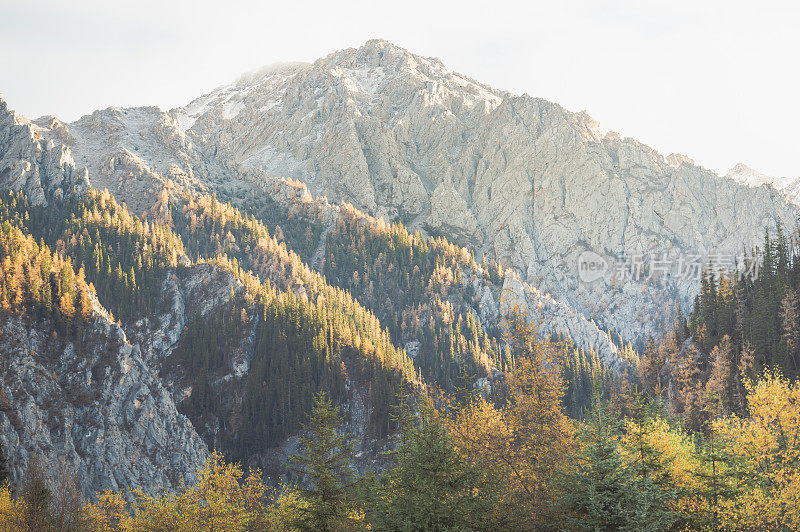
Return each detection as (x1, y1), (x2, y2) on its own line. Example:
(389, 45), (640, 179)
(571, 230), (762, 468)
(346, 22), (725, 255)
(170, 39), (798, 346)
(0, 98), (426, 489)
(0, 218), (208, 495)
(1, 86), (630, 367)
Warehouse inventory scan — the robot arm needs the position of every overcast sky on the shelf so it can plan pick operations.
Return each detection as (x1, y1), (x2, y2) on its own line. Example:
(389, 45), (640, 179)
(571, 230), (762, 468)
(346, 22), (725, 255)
(1, 0), (798, 177)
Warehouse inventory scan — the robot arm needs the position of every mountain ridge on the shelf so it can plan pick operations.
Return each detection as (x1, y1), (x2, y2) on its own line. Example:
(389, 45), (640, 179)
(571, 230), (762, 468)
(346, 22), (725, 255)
(725, 162), (800, 205)
(6, 38), (796, 352)
(166, 39), (797, 346)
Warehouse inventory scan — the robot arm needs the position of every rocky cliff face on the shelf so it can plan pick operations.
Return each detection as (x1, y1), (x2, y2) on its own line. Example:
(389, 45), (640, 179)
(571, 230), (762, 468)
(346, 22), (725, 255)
(0, 91), (629, 368)
(0, 100), (90, 205)
(170, 40), (798, 345)
(0, 304), (208, 497)
(248, 178), (627, 370)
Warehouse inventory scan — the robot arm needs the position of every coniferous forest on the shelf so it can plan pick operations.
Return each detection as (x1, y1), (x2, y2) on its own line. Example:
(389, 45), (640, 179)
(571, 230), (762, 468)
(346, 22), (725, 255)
(1, 181), (800, 530)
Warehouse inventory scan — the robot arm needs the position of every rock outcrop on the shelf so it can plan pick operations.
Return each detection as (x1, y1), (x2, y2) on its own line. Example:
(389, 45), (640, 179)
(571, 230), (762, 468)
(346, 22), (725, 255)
(0, 309), (208, 497)
(7, 40), (795, 352)
(0, 99), (89, 205)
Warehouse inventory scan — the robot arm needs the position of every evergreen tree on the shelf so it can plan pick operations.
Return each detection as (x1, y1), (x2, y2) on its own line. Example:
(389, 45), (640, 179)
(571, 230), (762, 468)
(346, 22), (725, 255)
(288, 392), (358, 532)
(372, 400), (499, 531)
(639, 336), (663, 397)
(706, 335), (735, 417)
(691, 434), (743, 530)
(780, 289), (800, 372)
(561, 396), (674, 531)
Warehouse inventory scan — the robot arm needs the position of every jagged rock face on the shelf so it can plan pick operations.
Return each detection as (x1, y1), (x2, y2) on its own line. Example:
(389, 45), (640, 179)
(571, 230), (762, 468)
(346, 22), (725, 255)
(172, 39), (798, 344)
(21, 104), (248, 215)
(0, 100), (89, 205)
(175, 42), (504, 227)
(0, 97), (415, 493)
(726, 163), (800, 206)
(0, 312), (208, 496)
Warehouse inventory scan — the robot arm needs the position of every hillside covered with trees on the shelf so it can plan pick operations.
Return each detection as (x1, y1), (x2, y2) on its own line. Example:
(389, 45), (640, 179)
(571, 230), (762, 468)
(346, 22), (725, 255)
(1, 180), (799, 530)
(1, 302), (799, 530)
(0, 187), (417, 466)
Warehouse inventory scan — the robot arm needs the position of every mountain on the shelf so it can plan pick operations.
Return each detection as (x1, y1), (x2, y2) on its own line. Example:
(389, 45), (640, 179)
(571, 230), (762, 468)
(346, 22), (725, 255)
(168, 39), (797, 346)
(1, 39), (797, 495)
(2, 86), (628, 367)
(0, 99), (419, 491)
(0, 107), (208, 493)
(725, 163), (800, 205)
(11, 40), (795, 354)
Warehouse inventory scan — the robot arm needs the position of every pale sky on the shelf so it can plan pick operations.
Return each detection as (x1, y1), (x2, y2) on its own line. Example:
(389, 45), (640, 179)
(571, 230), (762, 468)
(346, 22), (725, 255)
(1, 0), (798, 177)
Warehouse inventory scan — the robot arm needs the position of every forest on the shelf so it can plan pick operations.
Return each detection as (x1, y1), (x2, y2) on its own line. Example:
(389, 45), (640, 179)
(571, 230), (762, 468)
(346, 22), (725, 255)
(0, 302), (798, 530)
(0, 188), (416, 459)
(1, 183), (799, 530)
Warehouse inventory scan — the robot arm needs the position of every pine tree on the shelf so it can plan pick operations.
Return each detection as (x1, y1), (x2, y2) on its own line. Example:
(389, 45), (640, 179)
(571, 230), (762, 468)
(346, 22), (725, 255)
(561, 396), (674, 531)
(691, 434), (743, 530)
(372, 400), (499, 531)
(735, 343), (756, 415)
(780, 289), (800, 372)
(288, 392), (358, 532)
(706, 335), (735, 417)
(639, 335), (663, 397)
(672, 342), (706, 430)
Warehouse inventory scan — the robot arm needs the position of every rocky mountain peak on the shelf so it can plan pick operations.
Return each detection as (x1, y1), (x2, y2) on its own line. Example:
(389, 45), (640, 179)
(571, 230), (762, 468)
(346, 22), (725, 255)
(85, 40), (800, 348)
(725, 163), (800, 205)
(665, 153), (696, 168)
(726, 163), (782, 187)
(330, 39), (430, 71)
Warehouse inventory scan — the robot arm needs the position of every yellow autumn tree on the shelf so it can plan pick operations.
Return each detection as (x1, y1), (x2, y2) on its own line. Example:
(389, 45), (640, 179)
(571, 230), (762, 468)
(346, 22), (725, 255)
(83, 489), (127, 532)
(445, 301), (575, 528)
(620, 417), (697, 520)
(124, 451), (272, 532)
(502, 303), (575, 507)
(0, 483), (25, 532)
(445, 397), (516, 528)
(713, 370), (800, 529)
